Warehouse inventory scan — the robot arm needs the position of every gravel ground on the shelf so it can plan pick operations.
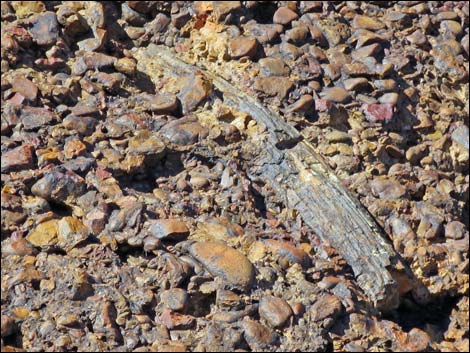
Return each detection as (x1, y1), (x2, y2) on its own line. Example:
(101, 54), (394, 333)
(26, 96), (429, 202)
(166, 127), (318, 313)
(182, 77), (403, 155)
(1, 1), (468, 352)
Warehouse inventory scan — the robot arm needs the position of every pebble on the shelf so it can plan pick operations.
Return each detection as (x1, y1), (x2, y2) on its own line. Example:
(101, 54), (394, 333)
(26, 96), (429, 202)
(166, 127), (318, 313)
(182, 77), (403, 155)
(263, 239), (310, 267)
(148, 219), (189, 241)
(213, 1), (241, 22)
(63, 115), (97, 135)
(28, 12), (59, 46)
(64, 139), (87, 159)
(242, 318), (275, 349)
(149, 93), (180, 115)
(361, 103), (394, 123)
(310, 294), (342, 321)
(31, 169), (86, 204)
(1, 315), (16, 337)
(273, 7), (298, 25)
(187, 241), (255, 291)
(229, 36), (259, 59)
(11, 76), (38, 101)
(451, 125), (469, 151)
(178, 74), (213, 114)
(258, 57), (290, 77)
(253, 76), (294, 100)
(259, 295), (293, 328)
(343, 78), (369, 92)
(26, 219), (59, 247)
(406, 144), (428, 165)
(444, 221), (467, 240)
(243, 22), (283, 44)
(320, 87), (351, 103)
(57, 216), (90, 251)
(160, 288), (188, 311)
(370, 178), (406, 200)
(20, 107), (57, 130)
(352, 15), (385, 31)
(286, 94), (314, 113)
(160, 116), (209, 145)
(1, 144), (35, 173)
(351, 43), (383, 60)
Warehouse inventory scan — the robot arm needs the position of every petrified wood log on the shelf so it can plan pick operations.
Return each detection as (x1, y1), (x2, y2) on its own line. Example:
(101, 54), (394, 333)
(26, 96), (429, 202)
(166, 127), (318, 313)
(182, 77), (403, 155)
(135, 44), (427, 311)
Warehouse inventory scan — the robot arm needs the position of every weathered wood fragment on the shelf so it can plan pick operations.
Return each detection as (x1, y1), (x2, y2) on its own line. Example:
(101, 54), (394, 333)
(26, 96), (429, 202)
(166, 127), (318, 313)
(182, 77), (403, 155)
(134, 44), (425, 311)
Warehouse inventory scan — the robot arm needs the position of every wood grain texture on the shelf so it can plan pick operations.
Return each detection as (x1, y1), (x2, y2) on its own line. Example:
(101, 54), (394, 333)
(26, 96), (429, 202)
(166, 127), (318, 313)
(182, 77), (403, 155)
(134, 44), (421, 311)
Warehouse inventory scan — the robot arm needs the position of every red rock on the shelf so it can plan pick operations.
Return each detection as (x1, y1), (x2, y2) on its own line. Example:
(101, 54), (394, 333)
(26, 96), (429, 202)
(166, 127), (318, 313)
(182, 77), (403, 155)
(1, 144), (35, 173)
(273, 7), (298, 25)
(362, 103), (395, 123)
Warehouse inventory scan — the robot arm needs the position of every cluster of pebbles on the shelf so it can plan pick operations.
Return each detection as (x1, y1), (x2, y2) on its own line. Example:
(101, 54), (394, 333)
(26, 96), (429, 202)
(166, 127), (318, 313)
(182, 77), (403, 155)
(1, 1), (468, 352)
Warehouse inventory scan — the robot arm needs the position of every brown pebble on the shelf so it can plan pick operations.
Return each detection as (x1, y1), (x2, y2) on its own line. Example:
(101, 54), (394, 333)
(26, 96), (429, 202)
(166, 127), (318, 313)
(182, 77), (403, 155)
(259, 295), (293, 328)
(273, 7), (298, 25)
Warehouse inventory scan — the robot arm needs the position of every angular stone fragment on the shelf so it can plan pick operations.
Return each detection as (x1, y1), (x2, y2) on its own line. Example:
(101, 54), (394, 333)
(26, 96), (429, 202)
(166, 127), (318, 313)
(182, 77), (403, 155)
(273, 7), (298, 25)
(128, 130), (166, 156)
(28, 11), (59, 46)
(177, 74), (213, 114)
(73, 52), (117, 75)
(158, 308), (195, 330)
(149, 219), (189, 241)
(286, 95), (314, 113)
(213, 1), (241, 21)
(31, 169), (86, 204)
(20, 107), (57, 130)
(11, 76), (38, 101)
(187, 241), (255, 291)
(451, 125), (469, 151)
(57, 217), (90, 250)
(310, 294), (342, 321)
(259, 295), (293, 328)
(1, 144), (35, 173)
(63, 115), (97, 135)
(149, 93), (180, 115)
(243, 21), (283, 44)
(64, 139), (87, 159)
(26, 220), (59, 247)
